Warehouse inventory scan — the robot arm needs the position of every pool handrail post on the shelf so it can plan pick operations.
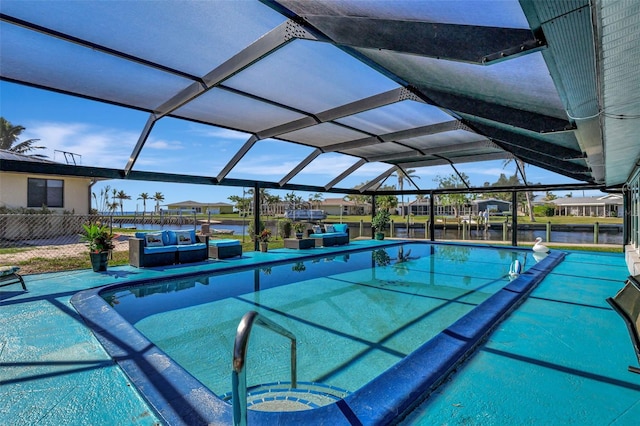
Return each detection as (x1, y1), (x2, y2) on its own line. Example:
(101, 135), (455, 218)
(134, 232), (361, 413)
(232, 310), (297, 426)
(429, 192), (435, 241)
(511, 191), (518, 246)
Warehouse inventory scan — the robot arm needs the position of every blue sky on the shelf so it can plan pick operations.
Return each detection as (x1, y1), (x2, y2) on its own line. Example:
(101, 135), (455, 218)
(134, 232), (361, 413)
(1, 80), (598, 212)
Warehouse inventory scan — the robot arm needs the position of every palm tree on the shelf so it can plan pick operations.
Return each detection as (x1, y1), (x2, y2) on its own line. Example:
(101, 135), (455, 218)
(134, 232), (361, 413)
(394, 168), (419, 217)
(115, 190), (131, 216)
(309, 192), (324, 210)
(138, 192), (150, 216)
(92, 185), (111, 213)
(152, 192), (165, 213)
(0, 117), (46, 156)
(108, 201), (119, 215)
(503, 158), (535, 222)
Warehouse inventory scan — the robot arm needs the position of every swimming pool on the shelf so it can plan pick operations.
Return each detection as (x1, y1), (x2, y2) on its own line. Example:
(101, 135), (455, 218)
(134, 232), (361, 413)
(72, 242), (565, 425)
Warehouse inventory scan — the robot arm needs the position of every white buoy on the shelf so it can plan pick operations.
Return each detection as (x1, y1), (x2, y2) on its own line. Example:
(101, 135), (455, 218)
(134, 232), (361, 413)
(533, 237), (550, 253)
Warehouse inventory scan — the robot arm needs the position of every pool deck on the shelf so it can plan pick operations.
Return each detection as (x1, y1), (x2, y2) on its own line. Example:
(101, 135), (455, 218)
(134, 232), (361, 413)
(1, 240), (639, 425)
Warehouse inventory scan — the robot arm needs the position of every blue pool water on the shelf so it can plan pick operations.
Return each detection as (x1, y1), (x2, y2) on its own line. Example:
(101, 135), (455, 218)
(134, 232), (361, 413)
(74, 242), (564, 425)
(104, 244), (528, 397)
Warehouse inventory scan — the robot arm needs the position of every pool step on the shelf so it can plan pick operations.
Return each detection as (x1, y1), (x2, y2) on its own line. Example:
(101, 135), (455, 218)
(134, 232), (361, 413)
(221, 381), (350, 412)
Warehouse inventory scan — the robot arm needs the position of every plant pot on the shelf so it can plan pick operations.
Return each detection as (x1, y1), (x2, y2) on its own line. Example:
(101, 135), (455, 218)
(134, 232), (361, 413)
(90, 251), (109, 272)
(375, 232), (385, 240)
(295, 232), (303, 239)
(260, 242), (268, 253)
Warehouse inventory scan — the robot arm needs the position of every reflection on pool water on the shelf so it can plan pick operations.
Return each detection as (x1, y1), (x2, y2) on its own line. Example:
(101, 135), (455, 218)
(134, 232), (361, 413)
(102, 244), (530, 399)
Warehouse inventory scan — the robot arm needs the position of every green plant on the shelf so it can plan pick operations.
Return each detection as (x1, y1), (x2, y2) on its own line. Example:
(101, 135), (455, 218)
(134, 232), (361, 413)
(79, 222), (114, 253)
(371, 209), (391, 231)
(248, 220), (265, 241)
(279, 219), (293, 238)
(293, 222), (306, 233)
(256, 228), (272, 243)
(534, 204), (555, 217)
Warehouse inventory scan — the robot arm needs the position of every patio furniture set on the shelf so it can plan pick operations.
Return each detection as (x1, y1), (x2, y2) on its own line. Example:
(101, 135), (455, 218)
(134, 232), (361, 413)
(128, 224), (350, 268)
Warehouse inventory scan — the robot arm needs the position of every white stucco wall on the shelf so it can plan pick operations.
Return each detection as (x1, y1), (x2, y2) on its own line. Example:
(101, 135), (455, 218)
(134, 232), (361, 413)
(0, 171), (92, 214)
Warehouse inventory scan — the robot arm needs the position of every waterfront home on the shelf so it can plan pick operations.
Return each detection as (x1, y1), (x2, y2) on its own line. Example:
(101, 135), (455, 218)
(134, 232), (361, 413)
(551, 195), (623, 218)
(165, 200), (234, 215)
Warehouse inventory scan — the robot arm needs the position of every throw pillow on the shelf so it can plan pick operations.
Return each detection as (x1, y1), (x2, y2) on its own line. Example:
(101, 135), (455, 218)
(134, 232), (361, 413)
(334, 224), (348, 233)
(145, 233), (164, 247)
(312, 225), (322, 234)
(175, 230), (192, 245)
(325, 225), (335, 233)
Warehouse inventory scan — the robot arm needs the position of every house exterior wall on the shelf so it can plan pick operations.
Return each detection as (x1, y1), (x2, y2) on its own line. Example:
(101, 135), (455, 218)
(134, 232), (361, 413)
(0, 171), (91, 214)
(475, 199), (511, 214)
(166, 203), (234, 214)
(552, 196), (623, 217)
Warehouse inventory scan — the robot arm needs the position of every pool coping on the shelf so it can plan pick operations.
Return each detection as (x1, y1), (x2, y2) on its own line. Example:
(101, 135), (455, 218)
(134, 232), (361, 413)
(70, 241), (565, 425)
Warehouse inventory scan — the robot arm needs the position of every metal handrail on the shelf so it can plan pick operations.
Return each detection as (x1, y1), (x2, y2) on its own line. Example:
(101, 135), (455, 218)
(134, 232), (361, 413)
(231, 310), (297, 426)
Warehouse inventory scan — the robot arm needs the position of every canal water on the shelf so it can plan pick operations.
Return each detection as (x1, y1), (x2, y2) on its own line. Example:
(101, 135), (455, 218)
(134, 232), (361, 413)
(123, 222), (623, 245)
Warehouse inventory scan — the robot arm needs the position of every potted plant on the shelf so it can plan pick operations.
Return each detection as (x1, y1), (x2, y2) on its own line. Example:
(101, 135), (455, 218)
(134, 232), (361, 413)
(371, 209), (391, 240)
(256, 228), (272, 252)
(293, 222), (306, 239)
(79, 222), (114, 272)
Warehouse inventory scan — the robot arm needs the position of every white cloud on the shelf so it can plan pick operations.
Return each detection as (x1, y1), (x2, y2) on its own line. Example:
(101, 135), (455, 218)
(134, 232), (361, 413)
(24, 121), (137, 167)
(190, 126), (249, 141)
(145, 138), (185, 150)
(234, 155), (299, 176)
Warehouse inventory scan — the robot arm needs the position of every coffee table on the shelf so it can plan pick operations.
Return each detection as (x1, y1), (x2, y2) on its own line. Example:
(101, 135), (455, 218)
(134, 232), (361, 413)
(284, 238), (315, 249)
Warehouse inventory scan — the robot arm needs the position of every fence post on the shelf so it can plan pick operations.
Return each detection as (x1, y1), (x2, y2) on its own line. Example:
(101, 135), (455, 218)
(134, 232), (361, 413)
(594, 221), (599, 244)
(546, 221), (551, 242)
(359, 219), (363, 237)
(425, 220), (429, 239)
(462, 220), (467, 240)
(390, 220), (394, 238)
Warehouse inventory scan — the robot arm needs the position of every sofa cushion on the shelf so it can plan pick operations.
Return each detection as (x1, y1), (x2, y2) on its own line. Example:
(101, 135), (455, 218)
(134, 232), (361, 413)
(176, 243), (206, 251)
(325, 224), (335, 232)
(144, 232), (164, 247)
(0, 266), (20, 277)
(310, 233), (330, 238)
(333, 224), (348, 233)
(143, 246), (177, 255)
(162, 230), (176, 245)
(209, 239), (241, 247)
(312, 225), (322, 234)
(175, 230), (193, 245)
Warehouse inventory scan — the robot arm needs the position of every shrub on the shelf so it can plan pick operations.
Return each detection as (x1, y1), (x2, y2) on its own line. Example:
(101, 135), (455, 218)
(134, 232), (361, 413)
(533, 204), (555, 217)
(279, 219), (292, 238)
(247, 220), (265, 241)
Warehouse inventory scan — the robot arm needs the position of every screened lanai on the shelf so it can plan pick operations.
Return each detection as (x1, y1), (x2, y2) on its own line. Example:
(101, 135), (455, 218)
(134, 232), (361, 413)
(1, 0), (639, 233)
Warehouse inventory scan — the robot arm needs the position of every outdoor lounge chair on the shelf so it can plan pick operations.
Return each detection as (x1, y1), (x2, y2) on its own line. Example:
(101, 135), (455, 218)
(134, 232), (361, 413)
(607, 276), (640, 374)
(0, 266), (27, 291)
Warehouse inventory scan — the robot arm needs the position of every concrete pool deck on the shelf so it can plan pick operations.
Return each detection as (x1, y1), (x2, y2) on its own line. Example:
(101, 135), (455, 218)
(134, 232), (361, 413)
(1, 241), (639, 425)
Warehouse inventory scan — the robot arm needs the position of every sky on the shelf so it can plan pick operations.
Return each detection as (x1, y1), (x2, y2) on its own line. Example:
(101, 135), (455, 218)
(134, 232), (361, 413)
(1, 80), (600, 213)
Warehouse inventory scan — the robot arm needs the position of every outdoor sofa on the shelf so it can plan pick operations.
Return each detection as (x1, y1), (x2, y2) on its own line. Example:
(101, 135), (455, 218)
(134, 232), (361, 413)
(129, 230), (209, 267)
(307, 223), (350, 247)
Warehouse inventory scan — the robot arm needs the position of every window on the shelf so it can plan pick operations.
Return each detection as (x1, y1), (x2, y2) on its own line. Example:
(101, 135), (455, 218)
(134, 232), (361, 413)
(27, 178), (63, 208)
